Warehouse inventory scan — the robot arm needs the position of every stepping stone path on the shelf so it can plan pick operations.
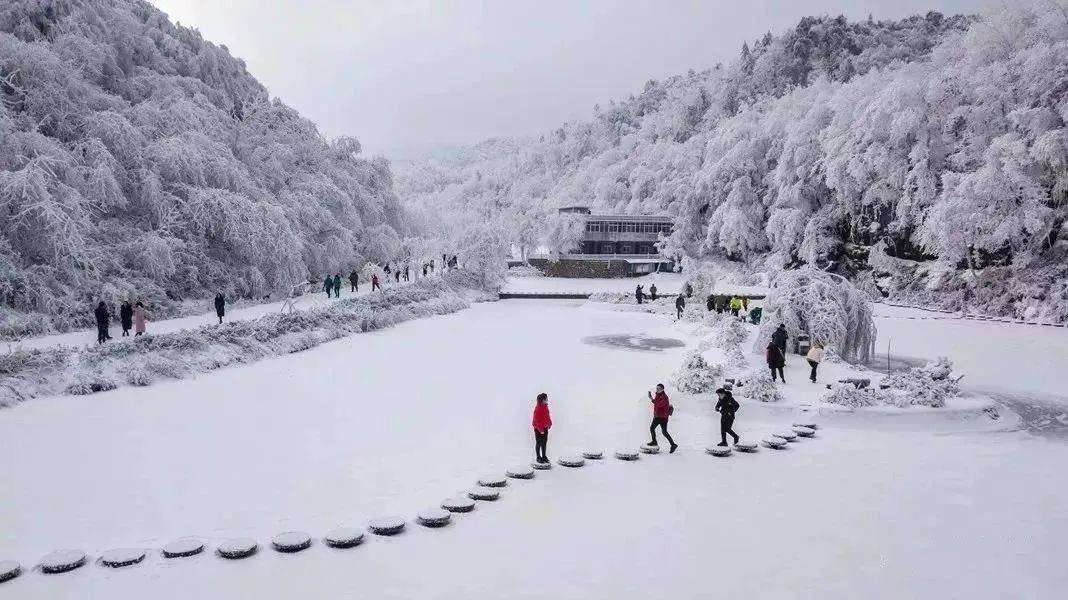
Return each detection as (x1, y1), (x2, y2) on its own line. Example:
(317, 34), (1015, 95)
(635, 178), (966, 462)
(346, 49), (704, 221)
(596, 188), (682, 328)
(466, 487), (500, 501)
(40, 550), (87, 574)
(505, 466), (535, 479)
(477, 475), (508, 488)
(706, 446), (732, 457)
(271, 532), (312, 553)
(793, 422), (818, 430)
(162, 538), (204, 558)
(217, 539), (257, 560)
(615, 450), (640, 461)
(582, 450), (604, 460)
(99, 548), (146, 568)
(733, 442), (758, 453)
(416, 509), (452, 528)
(368, 517), (406, 536)
(557, 455), (586, 468)
(640, 444), (660, 454)
(441, 497), (476, 513)
(762, 436), (788, 449)
(323, 527), (364, 549)
(531, 460), (552, 470)
(775, 430), (798, 442)
(0, 561), (21, 584)
(792, 426), (816, 437)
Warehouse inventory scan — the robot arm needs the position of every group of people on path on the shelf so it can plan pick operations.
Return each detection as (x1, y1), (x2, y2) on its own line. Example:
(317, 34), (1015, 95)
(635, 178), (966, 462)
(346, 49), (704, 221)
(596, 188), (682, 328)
(323, 255), (461, 299)
(530, 383), (742, 462)
(765, 323), (823, 383)
(93, 292), (227, 344)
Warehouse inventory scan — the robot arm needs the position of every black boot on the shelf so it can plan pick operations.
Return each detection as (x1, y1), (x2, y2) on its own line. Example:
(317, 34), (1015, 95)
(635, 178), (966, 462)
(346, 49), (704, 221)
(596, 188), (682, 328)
(717, 442), (728, 447)
(669, 443), (678, 453)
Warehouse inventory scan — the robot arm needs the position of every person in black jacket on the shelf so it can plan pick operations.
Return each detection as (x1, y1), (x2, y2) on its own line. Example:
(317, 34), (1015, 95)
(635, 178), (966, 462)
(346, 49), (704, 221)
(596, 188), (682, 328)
(766, 342), (786, 383)
(94, 301), (110, 344)
(635, 285), (644, 304)
(675, 295), (685, 320)
(349, 270), (359, 293)
(714, 388), (741, 446)
(214, 293), (226, 324)
(649, 283), (658, 301)
(119, 300), (133, 337)
(771, 323), (789, 358)
(706, 295), (714, 312)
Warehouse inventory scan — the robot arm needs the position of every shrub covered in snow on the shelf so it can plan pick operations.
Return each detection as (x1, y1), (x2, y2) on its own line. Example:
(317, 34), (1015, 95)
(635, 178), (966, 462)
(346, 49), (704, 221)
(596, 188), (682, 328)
(710, 316), (749, 350)
(738, 370), (783, 403)
(507, 264), (544, 278)
(822, 384), (892, 408)
(755, 269), (876, 363)
(671, 351), (722, 394)
(881, 357), (961, 408)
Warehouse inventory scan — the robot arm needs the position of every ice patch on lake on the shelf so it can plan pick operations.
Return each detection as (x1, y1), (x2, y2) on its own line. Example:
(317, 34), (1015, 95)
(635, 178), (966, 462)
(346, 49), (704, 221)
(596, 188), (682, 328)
(581, 334), (685, 352)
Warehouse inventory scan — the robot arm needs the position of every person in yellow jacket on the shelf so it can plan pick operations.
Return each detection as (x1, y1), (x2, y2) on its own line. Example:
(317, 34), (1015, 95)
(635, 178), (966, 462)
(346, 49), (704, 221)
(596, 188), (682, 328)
(729, 296), (743, 317)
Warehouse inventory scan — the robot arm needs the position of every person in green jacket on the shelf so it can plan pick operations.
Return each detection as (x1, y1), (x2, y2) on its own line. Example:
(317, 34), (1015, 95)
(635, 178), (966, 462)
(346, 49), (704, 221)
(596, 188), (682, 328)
(729, 296), (743, 317)
(332, 274), (342, 298)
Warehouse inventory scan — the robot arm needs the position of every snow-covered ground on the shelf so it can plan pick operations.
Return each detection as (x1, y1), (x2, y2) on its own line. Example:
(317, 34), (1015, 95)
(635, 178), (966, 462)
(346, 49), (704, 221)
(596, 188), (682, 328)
(501, 272), (769, 297)
(1, 299), (1066, 598)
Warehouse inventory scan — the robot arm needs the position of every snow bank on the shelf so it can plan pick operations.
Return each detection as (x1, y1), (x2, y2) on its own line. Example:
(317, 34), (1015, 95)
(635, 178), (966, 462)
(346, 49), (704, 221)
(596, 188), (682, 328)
(671, 351), (722, 393)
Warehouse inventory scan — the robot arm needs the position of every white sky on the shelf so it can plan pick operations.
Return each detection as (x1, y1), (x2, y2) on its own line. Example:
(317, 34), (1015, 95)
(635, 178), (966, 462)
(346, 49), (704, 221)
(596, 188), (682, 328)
(149, 0), (990, 158)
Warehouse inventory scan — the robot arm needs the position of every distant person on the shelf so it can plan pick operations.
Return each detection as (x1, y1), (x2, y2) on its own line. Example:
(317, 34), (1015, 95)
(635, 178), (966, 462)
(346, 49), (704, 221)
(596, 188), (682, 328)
(714, 387), (741, 446)
(647, 383), (677, 453)
(767, 342), (786, 383)
(706, 295), (714, 312)
(349, 270), (359, 293)
(422, 264), (428, 277)
(771, 323), (789, 357)
(675, 295), (685, 320)
(685, 283), (693, 298)
(716, 295), (729, 313)
(806, 343), (824, 383)
(430, 259), (435, 273)
(323, 276), (333, 298)
(333, 274), (342, 298)
(394, 270), (401, 283)
(133, 302), (147, 336)
(650, 283), (658, 301)
(403, 265), (410, 282)
(384, 263), (391, 275)
(532, 392), (552, 464)
(635, 284), (644, 304)
(119, 300), (133, 337)
(214, 293), (225, 324)
(741, 297), (749, 311)
(442, 254), (447, 270)
(371, 273), (380, 291)
(94, 301), (110, 344)
(729, 296), (742, 317)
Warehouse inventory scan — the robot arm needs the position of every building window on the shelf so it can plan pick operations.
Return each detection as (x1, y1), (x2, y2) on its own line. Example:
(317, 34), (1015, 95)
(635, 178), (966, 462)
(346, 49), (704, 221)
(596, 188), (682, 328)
(607, 222), (620, 233)
(587, 221), (603, 233)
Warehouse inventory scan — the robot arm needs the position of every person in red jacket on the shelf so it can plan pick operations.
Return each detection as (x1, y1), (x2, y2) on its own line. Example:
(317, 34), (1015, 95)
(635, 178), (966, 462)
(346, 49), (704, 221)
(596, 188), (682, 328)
(532, 392), (552, 464)
(648, 383), (677, 453)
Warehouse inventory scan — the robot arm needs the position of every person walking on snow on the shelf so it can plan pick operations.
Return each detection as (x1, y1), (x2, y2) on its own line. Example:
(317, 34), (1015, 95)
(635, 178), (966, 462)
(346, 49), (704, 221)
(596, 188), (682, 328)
(729, 296), (743, 317)
(323, 276), (333, 298)
(635, 284), (644, 304)
(771, 323), (789, 358)
(383, 263), (391, 276)
(119, 300), (133, 337)
(331, 274), (341, 298)
(648, 384), (677, 452)
(349, 270), (359, 293)
(394, 270), (401, 283)
(806, 343), (824, 383)
(706, 295), (714, 312)
(714, 387), (741, 446)
(133, 301), (147, 336)
(649, 283), (658, 301)
(532, 392), (552, 464)
(214, 293), (226, 324)
(675, 295), (685, 320)
(422, 264), (428, 277)
(767, 342), (786, 383)
(371, 273), (380, 291)
(404, 265), (410, 282)
(94, 301), (110, 344)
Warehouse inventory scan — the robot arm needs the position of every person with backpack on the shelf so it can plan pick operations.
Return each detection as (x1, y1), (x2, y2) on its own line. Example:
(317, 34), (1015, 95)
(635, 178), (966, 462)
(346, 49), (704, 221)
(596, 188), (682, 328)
(714, 388), (741, 446)
(532, 392), (552, 464)
(133, 301), (147, 336)
(806, 342), (824, 383)
(767, 342), (786, 383)
(771, 323), (789, 358)
(349, 270), (359, 293)
(119, 300), (133, 337)
(647, 384), (677, 453)
(675, 295), (685, 320)
(649, 283), (658, 301)
(214, 293), (225, 324)
(333, 274), (342, 298)
(94, 301), (110, 344)
(635, 284), (644, 304)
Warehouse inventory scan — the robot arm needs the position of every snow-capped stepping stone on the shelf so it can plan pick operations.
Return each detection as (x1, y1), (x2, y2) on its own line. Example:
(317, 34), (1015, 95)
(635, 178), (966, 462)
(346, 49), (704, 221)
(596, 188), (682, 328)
(217, 538), (257, 560)
(733, 442), (758, 453)
(640, 444), (661, 454)
(792, 426), (816, 437)
(40, 550), (87, 574)
(762, 436), (788, 449)
(99, 548), (146, 568)
(271, 532), (312, 553)
(466, 487), (500, 501)
(368, 517), (406, 536)
(531, 460), (552, 470)
(506, 466), (535, 479)
(775, 430), (798, 442)
(477, 475), (508, 488)
(0, 561), (21, 584)
(557, 455), (586, 468)
(706, 446), (732, 457)
(417, 509), (452, 528)
(793, 422), (818, 430)
(582, 450), (604, 460)
(441, 497), (476, 513)
(614, 450), (640, 461)
(323, 527), (364, 549)
(162, 538), (204, 559)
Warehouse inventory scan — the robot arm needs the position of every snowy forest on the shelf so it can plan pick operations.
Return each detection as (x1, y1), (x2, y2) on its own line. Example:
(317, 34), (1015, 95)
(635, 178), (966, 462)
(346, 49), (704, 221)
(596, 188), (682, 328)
(396, 1), (1068, 322)
(0, 0), (409, 334)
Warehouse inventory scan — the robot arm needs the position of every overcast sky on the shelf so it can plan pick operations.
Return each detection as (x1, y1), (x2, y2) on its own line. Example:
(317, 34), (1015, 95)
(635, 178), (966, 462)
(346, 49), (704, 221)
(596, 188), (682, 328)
(150, 0), (990, 158)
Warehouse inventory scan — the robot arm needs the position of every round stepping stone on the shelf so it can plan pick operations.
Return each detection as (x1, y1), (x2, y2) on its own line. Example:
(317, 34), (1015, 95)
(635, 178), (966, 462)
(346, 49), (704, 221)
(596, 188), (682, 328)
(40, 550), (87, 574)
(466, 486), (500, 501)
(217, 538), (257, 559)
(506, 466), (535, 479)
(775, 430), (798, 441)
(640, 444), (661, 454)
(557, 455), (586, 468)
(416, 508), (452, 528)
(162, 538), (204, 559)
(733, 442), (758, 453)
(441, 497), (476, 513)
(271, 532), (312, 553)
(614, 450), (640, 461)
(706, 446), (732, 457)
(323, 527), (364, 549)
(793, 422), (818, 430)
(793, 426), (816, 437)
(0, 561), (21, 584)
(582, 450), (604, 460)
(762, 436), (788, 449)
(368, 517), (406, 536)
(100, 548), (146, 568)
(477, 475), (508, 488)
(531, 460), (552, 470)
